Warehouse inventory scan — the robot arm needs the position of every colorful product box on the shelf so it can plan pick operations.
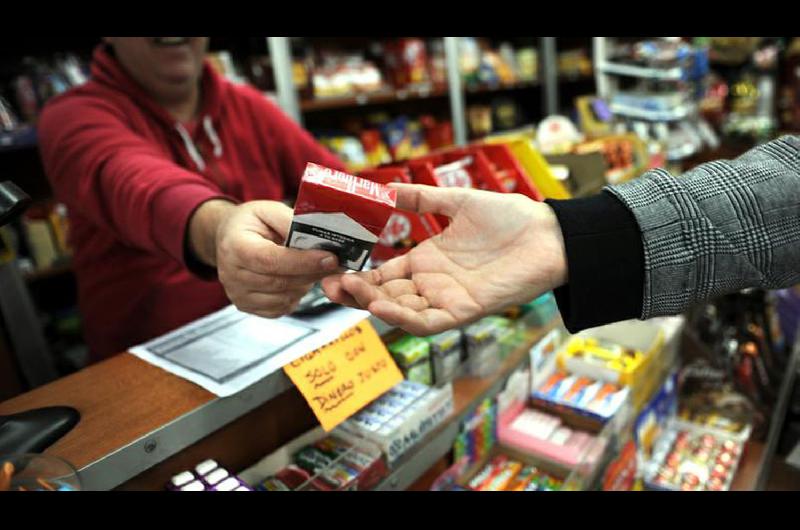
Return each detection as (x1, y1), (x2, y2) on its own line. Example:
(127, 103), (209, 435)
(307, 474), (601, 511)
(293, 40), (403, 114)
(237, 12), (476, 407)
(425, 328), (463, 384)
(388, 335), (433, 385)
(358, 167), (442, 266)
(497, 401), (607, 470)
(531, 370), (630, 423)
(287, 163), (397, 270)
(341, 381), (454, 465)
(642, 420), (747, 491)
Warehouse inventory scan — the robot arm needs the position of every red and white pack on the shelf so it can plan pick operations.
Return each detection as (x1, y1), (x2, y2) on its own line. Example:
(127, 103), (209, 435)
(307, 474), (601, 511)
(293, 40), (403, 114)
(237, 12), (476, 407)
(287, 163), (397, 271)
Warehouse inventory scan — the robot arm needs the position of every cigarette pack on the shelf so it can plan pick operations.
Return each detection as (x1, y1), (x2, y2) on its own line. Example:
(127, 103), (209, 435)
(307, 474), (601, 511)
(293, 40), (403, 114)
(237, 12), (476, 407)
(287, 163), (397, 270)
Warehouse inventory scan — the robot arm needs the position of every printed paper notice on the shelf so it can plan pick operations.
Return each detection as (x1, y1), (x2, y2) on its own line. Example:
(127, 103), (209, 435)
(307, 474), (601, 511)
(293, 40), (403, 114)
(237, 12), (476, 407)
(283, 319), (404, 431)
(129, 304), (369, 397)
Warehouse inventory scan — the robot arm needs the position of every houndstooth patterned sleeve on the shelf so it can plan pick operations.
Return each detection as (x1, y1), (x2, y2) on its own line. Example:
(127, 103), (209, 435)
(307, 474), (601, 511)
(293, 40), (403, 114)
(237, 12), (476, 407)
(606, 135), (800, 319)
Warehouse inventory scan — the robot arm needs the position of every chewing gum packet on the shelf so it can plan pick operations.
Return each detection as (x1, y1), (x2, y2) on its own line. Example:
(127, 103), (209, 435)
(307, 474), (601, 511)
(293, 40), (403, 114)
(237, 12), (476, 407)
(287, 163), (397, 270)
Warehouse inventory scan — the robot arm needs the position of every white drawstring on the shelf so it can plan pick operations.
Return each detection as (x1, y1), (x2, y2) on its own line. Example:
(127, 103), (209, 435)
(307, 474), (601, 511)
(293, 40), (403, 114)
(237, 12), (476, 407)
(203, 115), (223, 158)
(175, 122), (206, 171)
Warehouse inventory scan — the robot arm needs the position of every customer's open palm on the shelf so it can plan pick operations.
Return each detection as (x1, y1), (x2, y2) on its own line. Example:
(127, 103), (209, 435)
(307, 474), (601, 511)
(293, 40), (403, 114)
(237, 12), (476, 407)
(321, 184), (567, 335)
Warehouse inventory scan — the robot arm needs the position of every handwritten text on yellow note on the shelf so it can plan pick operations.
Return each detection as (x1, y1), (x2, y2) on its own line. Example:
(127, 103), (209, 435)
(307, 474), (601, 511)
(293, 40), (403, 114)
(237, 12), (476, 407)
(283, 320), (403, 431)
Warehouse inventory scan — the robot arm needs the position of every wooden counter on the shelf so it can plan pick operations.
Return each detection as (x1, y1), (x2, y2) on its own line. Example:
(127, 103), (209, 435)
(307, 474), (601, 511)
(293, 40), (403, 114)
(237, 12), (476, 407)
(0, 349), (317, 490)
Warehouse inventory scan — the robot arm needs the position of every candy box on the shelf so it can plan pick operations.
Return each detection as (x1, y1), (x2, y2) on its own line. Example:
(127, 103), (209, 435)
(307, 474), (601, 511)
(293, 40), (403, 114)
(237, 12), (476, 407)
(358, 167), (442, 266)
(519, 292), (559, 329)
(424, 329), (463, 385)
(464, 317), (514, 377)
(384, 38), (429, 88)
(287, 163), (397, 270)
(388, 335), (433, 385)
(237, 427), (387, 491)
(530, 370), (630, 431)
(559, 319), (667, 412)
(497, 400), (608, 472)
(167, 459), (253, 491)
(642, 418), (750, 491)
(454, 445), (570, 491)
(341, 382), (454, 465)
(406, 147), (506, 228)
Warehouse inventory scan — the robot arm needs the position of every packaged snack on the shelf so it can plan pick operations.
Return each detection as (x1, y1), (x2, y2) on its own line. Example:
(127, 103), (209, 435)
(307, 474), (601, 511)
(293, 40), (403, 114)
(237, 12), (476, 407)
(358, 167), (442, 266)
(341, 383), (454, 465)
(464, 318), (501, 364)
(643, 420), (747, 491)
(275, 465), (312, 490)
(294, 447), (335, 475)
(257, 476), (291, 491)
(168, 460), (252, 491)
(286, 163), (397, 270)
(384, 38), (429, 88)
(388, 335), (433, 385)
(425, 329), (463, 384)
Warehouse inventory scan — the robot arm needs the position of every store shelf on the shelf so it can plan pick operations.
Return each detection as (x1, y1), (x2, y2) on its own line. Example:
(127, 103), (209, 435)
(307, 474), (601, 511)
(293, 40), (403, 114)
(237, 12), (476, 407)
(22, 259), (74, 282)
(610, 102), (695, 122)
(300, 85), (449, 112)
(373, 317), (560, 491)
(599, 61), (683, 81)
(558, 73), (594, 83)
(465, 80), (541, 95)
(0, 126), (37, 153)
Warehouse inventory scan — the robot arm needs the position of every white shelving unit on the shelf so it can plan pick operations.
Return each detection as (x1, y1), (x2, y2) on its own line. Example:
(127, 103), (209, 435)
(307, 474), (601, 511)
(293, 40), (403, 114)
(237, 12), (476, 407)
(598, 61), (683, 81)
(593, 37), (707, 163)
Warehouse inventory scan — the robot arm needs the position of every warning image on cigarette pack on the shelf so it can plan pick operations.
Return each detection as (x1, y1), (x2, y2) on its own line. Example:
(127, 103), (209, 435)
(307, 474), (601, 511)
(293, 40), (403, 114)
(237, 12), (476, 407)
(288, 212), (377, 270)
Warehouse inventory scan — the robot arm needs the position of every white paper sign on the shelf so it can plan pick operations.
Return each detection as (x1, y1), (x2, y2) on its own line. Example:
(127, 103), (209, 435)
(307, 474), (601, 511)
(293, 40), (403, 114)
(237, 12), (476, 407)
(129, 305), (369, 397)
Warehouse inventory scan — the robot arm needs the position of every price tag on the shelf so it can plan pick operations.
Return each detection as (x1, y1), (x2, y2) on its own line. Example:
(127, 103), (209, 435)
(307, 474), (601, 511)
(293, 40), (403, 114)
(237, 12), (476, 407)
(283, 319), (404, 431)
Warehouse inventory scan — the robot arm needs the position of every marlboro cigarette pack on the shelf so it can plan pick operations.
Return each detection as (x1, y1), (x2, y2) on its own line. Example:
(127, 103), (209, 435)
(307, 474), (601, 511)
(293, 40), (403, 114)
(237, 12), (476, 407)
(287, 163), (397, 270)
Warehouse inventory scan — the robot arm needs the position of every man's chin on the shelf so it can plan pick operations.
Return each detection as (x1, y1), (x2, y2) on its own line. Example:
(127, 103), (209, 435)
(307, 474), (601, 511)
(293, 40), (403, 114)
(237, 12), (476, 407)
(159, 70), (202, 88)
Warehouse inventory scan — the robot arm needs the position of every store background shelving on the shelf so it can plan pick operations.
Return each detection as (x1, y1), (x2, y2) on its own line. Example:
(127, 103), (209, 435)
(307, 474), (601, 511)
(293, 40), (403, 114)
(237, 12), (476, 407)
(1, 36), (799, 491)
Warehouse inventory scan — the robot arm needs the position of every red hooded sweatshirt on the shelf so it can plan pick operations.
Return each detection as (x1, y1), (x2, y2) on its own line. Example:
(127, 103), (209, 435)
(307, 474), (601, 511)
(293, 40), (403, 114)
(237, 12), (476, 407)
(38, 45), (344, 362)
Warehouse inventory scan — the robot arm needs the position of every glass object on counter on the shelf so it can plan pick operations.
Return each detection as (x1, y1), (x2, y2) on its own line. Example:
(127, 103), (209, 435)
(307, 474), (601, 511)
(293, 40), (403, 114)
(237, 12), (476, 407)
(0, 453), (81, 491)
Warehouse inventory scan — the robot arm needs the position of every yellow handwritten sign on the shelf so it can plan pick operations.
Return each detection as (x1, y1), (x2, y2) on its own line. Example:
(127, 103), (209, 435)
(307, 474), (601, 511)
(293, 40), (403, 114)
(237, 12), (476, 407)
(283, 319), (404, 432)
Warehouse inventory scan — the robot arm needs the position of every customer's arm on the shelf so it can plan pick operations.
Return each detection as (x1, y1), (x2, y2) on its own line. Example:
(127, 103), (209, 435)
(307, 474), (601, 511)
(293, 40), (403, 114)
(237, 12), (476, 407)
(549, 134), (800, 331)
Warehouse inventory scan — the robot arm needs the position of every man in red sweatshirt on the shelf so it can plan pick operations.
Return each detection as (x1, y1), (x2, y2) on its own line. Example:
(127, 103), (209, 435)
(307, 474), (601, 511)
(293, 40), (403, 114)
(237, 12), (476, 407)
(38, 37), (345, 362)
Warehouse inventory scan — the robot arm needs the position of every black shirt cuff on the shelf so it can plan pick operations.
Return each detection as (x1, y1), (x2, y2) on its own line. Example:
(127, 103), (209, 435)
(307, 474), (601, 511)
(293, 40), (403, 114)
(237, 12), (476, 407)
(546, 191), (644, 333)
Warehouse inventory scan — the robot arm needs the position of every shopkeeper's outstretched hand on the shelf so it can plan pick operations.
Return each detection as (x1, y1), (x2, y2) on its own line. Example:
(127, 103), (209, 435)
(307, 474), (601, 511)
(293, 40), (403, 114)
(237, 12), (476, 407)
(189, 199), (339, 318)
(321, 184), (568, 336)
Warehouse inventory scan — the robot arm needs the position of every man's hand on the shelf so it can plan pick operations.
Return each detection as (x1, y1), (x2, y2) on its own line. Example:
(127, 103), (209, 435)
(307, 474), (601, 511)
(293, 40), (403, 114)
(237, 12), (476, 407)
(321, 184), (567, 335)
(189, 199), (339, 318)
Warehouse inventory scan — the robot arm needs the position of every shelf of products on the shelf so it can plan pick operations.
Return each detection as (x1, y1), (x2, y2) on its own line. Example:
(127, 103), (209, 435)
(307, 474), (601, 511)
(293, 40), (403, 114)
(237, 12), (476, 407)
(558, 74), (594, 83)
(598, 61), (684, 81)
(465, 80), (541, 95)
(301, 85), (449, 112)
(373, 317), (561, 491)
(609, 101), (695, 122)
